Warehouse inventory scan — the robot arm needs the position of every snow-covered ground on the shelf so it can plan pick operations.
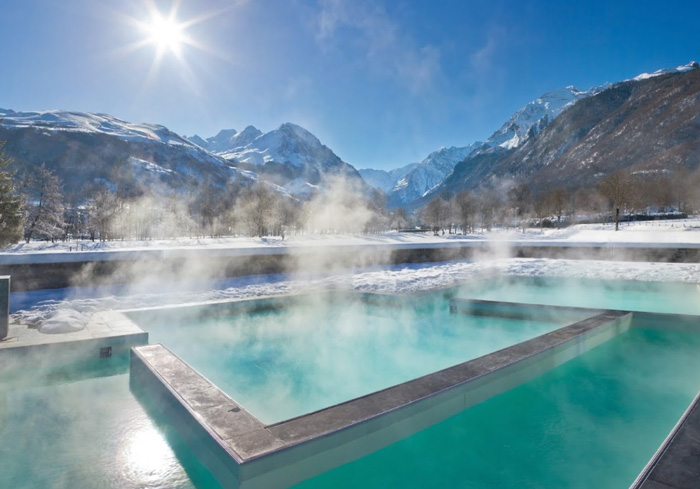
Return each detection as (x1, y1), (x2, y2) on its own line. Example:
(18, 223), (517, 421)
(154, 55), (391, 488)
(6, 217), (700, 333)
(2, 217), (700, 258)
(11, 256), (700, 332)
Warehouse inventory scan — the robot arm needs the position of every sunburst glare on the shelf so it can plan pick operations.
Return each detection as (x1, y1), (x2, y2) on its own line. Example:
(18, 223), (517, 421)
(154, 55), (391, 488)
(145, 11), (186, 56)
(134, 3), (194, 60)
(109, 0), (242, 94)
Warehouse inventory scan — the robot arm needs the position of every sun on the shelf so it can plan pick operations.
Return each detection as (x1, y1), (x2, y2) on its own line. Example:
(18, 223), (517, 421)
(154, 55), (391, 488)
(116, 1), (233, 88)
(144, 11), (186, 56)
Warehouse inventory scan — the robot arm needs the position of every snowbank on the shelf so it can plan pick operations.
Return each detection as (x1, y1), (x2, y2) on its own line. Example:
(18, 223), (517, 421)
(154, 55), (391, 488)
(1, 217), (699, 260)
(38, 309), (89, 334)
(11, 258), (700, 332)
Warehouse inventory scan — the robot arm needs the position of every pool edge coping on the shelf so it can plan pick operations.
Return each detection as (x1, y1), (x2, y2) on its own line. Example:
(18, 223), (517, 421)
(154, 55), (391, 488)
(629, 381), (700, 489)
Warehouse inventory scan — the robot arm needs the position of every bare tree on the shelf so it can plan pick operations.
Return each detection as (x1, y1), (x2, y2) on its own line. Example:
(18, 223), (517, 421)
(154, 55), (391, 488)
(600, 170), (632, 231)
(455, 190), (477, 234)
(390, 207), (408, 232)
(670, 168), (692, 213)
(689, 169), (700, 213)
(423, 197), (449, 235)
(477, 192), (502, 232)
(550, 187), (567, 228)
(508, 184), (530, 232)
(87, 186), (118, 241)
(23, 165), (66, 242)
(236, 184), (275, 237)
(364, 189), (389, 234)
(532, 192), (551, 230)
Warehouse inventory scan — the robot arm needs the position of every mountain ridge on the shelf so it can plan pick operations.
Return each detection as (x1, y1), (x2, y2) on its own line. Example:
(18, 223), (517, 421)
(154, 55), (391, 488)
(427, 65), (700, 204)
(0, 109), (366, 198)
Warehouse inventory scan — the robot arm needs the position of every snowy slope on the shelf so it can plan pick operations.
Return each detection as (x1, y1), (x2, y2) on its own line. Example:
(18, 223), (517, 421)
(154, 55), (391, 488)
(631, 61), (699, 81)
(196, 122), (367, 192)
(359, 163), (419, 193)
(187, 126), (263, 153)
(0, 108), (255, 195)
(217, 123), (336, 168)
(0, 108), (199, 149)
(483, 85), (609, 150)
(386, 143), (483, 207)
(4, 216), (700, 258)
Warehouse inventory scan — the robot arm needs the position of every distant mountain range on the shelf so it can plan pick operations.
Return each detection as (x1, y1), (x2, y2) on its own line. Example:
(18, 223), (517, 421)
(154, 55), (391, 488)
(1, 61), (698, 210)
(360, 82), (610, 207)
(0, 110), (365, 199)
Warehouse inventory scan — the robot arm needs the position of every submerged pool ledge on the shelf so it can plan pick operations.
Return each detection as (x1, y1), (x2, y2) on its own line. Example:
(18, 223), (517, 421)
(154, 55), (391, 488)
(130, 304), (631, 489)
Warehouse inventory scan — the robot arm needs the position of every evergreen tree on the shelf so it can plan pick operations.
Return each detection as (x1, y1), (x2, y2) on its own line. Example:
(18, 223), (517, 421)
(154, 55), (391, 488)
(0, 142), (24, 247)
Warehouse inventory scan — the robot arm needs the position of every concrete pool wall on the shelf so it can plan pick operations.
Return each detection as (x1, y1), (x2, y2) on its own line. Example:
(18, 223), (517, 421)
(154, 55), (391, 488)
(4, 241), (700, 291)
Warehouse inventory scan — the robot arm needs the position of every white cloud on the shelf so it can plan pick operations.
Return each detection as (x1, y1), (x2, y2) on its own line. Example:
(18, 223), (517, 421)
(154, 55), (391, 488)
(463, 27), (508, 113)
(470, 32), (499, 75)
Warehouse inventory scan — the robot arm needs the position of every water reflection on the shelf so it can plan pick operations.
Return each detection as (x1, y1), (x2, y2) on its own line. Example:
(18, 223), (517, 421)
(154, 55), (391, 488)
(0, 355), (220, 489)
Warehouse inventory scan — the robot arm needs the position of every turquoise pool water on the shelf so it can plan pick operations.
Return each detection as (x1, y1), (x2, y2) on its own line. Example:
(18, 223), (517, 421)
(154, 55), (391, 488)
(130, 294), (590, 423)
(292, 325), (700, 489)
(7, 278), (700, 489)
(0, 355), (221, 489)
(458, 276), (700, 315)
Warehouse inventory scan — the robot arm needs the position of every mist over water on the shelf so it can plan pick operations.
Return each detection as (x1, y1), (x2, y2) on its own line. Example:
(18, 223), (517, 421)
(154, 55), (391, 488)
(456, 276), (700, 315)
(130, 292), (586, 423)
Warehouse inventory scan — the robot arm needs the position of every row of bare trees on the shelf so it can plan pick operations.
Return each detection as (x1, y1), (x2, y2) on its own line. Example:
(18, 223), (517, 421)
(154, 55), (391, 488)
(2, 158), (396, 244)
(419, 168), (700, 234)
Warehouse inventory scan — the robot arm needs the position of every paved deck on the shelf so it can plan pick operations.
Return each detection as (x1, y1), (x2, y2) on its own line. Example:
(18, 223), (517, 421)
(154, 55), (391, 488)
(0, 311), (148, 364)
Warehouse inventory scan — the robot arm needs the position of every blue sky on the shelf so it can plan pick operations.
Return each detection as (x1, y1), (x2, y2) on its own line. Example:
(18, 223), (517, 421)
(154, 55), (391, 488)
(2, 0), (699, 170)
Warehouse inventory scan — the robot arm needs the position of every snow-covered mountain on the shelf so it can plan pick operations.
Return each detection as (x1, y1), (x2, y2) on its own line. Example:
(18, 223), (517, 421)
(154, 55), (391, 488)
(1, 108), (203, 148)
(386, 144), (483, 207)
(428, 62), (700, 203)
(193, 122), (367, 193)
(369, 83), (611, 208)
(358, 163), (418, 193)
(483, 85), (609, 150)
(0, 109), (366, 199)
(629, 61), (699, 81)
(363, 86), (606, 208)
(187, 126), (263, 153)
(361, 145), (484, 208)
(217, 123), (336, 168)
(0, 108), (251, 196)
